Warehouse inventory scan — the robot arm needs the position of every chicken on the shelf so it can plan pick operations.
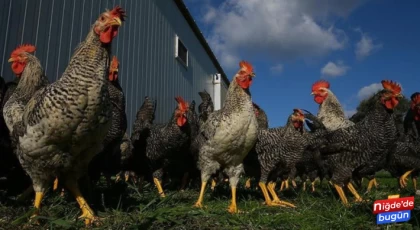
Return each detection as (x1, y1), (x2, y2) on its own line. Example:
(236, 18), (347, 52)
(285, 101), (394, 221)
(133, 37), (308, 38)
(121, 96), (156, 186)
(244, 109), (306, 207)
(88, 55), (127, 186)
(311, 80), (380, 190)
(1, 45), (49, 197)
(11, 6), (125, 225)
(253, 102), (268, 129)
(295, 110), (328, 192)
(311, 80), (354, 130)
(193, 61), (258, 214)
(198, 90), (214, 127)
(3, 45), (50, 133)
(308, 80), (402, 205)
(129, 96), (193, 197)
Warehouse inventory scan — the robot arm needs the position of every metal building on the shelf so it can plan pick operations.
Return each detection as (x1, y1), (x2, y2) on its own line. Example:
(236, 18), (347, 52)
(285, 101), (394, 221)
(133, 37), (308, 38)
(0, 0), (230, 133)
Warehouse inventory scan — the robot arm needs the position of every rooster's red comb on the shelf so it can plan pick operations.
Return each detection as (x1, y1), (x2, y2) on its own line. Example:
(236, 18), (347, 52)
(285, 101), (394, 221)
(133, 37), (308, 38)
(239, 61), (253, 73)
(109, 6), (127, 21)
(175, 96), (189, 112)
(110, 56), (119, 69)
(311, 80), (330, 92)
(381, 80), (401, 94)
(11, 44), (36, 57)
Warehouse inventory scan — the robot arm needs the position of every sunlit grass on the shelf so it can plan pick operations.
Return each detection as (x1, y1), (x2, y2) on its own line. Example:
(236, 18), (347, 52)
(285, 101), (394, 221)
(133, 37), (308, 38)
(0, 171), (419, 229)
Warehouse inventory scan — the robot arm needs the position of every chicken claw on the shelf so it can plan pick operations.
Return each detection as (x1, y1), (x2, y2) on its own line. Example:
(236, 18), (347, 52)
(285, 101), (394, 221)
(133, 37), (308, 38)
(400, 170), (414, 188)
(153, 178), (166, 197)
(245, 178), (251, 189)
(53, 177), (59, 191)
(267, 182), (296, 208)
(333, 184), (349, 206)
(193, 182), (207, 208)
(227, 186), (240, 214)
(367, 178), (378, 192)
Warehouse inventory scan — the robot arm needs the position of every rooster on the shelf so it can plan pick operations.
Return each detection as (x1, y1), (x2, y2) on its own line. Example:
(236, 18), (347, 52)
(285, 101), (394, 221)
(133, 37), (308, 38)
(311, 80), (379, 191)
(11, 6), (125, 225)
(193, 61), (257, 213)
(88, 55), (127, 186)
(308, 80), (401, 205)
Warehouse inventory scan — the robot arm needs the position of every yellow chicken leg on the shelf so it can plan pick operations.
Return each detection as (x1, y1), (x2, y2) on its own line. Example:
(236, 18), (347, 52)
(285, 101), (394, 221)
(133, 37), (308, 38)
(291, 179), (297, 188)
(65, 181), (97, 226)
(413, 177), (417, 190)
(153, 178), (166, 197)
(302, 182), (307, 191)
(400, 170), (414, 188)
(31, 192), (44, 218)
(367, 179), (376, 192)
(333, 184), (349, 206)
(194, 182), (207, 208)
(211, 179), (217, 191)
(53, 177), (59, 191)
(347, 183), (363, 202)
(227, 186), (239, 214)
(267, 182), (295, 207)
(245, 178), (251, 189)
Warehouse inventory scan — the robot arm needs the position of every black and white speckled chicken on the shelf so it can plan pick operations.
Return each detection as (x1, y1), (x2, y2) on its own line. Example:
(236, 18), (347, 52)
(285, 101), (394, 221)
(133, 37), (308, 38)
(88, 55), (127, 187)
(308, 80), (402, 205)
(11, 7), (125, 225)
(295, 110), (328, 192)
(192, 61), (258, 214)
(130, 96), (193, 197)
(1, 45), (49, 196)
(244, 109), (305, 207)
(198, 90), (214, 127)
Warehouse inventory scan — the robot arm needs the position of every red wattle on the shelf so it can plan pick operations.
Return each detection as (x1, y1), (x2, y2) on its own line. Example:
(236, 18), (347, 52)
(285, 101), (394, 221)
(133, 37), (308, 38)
(177, 117), (187, 127)
(314, 95), (325, 104)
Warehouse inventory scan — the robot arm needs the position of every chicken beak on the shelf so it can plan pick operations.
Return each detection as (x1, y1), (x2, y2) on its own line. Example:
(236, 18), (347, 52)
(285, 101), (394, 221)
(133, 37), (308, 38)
(250, 72), (256, 77)
(310, 92), (315, 95)
(8, 57), (15, 63)
(109, 17), (122, 26)
(396, 94), (403, 99)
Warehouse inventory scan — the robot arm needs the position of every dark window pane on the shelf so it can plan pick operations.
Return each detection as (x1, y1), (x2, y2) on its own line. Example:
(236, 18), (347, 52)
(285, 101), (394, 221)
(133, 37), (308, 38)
(177, 38), (188, 65)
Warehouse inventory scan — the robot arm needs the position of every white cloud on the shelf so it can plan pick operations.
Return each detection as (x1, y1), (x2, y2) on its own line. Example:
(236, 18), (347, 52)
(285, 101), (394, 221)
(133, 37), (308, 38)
(270, 64), (284, 75)
(321, 61), (350, 78)
(195, 0), (368, 70)
(355, 29), (383, 60)
(357, 83), (382, 100)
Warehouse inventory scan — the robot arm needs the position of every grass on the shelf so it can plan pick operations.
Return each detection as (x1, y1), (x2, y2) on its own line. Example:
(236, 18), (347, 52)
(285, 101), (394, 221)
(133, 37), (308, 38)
(0, 171), (420, 230)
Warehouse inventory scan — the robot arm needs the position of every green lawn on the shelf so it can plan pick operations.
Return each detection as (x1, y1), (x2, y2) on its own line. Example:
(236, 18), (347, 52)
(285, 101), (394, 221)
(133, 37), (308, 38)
(1, 171), (419, 230)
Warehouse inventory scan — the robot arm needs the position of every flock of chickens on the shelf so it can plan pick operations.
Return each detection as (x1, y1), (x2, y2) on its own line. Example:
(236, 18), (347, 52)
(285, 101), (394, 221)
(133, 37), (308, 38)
(0, 5), (420, 226)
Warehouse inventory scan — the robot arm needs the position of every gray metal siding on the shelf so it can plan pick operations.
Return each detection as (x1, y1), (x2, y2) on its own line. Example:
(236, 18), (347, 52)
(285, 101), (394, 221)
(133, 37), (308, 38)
(0, 0), (228, 134)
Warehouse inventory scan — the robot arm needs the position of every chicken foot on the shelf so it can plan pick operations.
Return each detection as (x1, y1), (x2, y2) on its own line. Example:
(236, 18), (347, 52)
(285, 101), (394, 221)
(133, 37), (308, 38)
(153, 178), (166, 197)
(267, 182), (295, 207)
(400, 169), (414, 188)
(194, 182), (207, 208)
(245, 178), (251, 189)
(367, 178), (378, 192)
(52, 177), (66, 197)
(227, 186), (238, 213)
(347, 183), (365, 202)
(333, 184), (349, 206)
(258, 182), (295, 207)
(65, 179), (98, 226)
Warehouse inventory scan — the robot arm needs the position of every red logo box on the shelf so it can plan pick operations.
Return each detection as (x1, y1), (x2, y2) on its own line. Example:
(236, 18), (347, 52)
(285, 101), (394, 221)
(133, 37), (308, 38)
(373, 196), (415, 214)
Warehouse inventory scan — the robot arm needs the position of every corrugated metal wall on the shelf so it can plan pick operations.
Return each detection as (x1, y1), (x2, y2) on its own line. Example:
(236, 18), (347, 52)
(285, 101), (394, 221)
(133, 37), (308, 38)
(0, 0), (229, 133)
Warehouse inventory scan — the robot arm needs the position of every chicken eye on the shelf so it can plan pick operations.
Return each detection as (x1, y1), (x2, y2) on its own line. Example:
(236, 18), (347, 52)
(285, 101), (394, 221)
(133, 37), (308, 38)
(100, 16), (105, 21)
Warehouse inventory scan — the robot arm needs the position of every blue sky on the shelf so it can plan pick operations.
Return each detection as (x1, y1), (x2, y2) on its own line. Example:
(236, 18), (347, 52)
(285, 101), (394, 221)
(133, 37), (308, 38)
(184, 0), (420, 128)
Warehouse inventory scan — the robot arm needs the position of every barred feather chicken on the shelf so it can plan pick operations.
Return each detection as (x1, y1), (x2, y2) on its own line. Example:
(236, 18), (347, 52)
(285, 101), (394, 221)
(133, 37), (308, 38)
(3, 45), (50, 133)
(244, 109), (305, 207)
(88, 55), (127, 186)
(308, 80), (402, 205)
(130, 96), (193, 197)
(193, 61), (258, 213)
(11, 7), (125, 225)
(2, 45), (49, 195)
(295, 110), (327, 192)
(311, 80), (354, 130)
(198, 90), (214, 127)
(253, 102), (268, 129)
(404, 92), (420, 140)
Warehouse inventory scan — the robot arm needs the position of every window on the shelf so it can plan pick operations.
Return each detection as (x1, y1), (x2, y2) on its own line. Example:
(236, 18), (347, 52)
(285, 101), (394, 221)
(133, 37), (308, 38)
(175, 35), (188, 67)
